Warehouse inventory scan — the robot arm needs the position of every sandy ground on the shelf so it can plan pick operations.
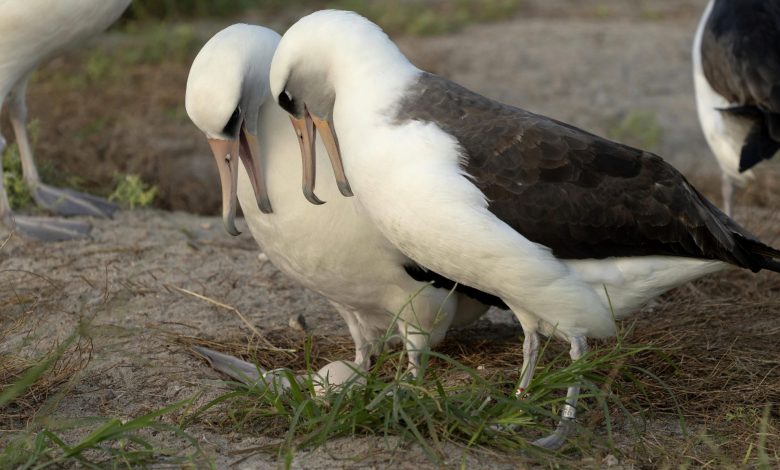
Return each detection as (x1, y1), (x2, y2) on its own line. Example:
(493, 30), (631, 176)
(3, 0), (780, 468)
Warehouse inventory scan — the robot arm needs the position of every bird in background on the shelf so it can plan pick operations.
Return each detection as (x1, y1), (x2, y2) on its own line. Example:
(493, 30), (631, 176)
(185, 24), (494, 385)
(269, 9), (780, 449)
(693, 0), (780, 216)
(0, 0), (129, 241)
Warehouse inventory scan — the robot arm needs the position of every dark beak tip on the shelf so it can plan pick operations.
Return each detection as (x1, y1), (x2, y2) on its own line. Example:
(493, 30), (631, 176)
(259, 200), (274, 214)
(338, 182), (354, 198)
(302, 187), (326, 205)
(223, 219), (241, 236)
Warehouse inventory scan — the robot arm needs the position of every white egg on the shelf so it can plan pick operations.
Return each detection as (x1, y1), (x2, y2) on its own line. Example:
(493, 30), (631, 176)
(312, 360), (365, 396)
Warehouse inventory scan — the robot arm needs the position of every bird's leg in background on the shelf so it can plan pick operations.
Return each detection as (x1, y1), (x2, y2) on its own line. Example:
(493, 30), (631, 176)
(515, 330), (540, 398)
(8, 82), (39, 185)
(533, 335), (587, 449)
(0, 109), (89, 241)
(8, 80), (118, 219)
(0, 134), (11, 224)
(721, 173), (734, 216)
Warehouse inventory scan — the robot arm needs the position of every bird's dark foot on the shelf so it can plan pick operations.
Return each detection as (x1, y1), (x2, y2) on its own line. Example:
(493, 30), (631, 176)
(533, 416), (575, 450)
(192, 346), (300, 391)
(192, 346), (262, 383)
(33, 183), (118, 218)
(9, 214), (92, 241)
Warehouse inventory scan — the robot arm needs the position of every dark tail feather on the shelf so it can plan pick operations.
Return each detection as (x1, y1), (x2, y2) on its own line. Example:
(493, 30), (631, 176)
(735, 234), (780, 273)
(739, 121), (780, 172)
(768, 113), (780, 142)
(762, 259), (780, 273)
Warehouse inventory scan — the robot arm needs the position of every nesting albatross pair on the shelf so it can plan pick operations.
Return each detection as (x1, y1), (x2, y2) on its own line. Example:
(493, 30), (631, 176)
(267, 10), (780, 448)
(185, 25), (495, 385)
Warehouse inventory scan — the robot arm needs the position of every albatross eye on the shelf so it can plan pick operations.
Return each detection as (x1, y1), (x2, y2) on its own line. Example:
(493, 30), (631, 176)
(278, 90), (298, 116)
(222, 106), (241, 137)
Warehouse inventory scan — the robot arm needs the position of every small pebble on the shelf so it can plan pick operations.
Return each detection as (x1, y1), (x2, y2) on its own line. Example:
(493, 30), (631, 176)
(288, 313), (307, 332)
(257, 252), (269, 262)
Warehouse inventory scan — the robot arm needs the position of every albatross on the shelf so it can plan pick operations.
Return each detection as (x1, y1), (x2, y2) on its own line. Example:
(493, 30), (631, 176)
(693, 0), (780, 216)
(0, 0), (129, 241)
(185, 24), (494, 380)
(269, 10), (780, 448)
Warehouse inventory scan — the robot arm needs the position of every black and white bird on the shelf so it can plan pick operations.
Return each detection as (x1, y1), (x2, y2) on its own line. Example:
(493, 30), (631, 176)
(693, 0), (780, 216)
(269, 10), (780, 448)
(185, 24), (494, 380)
(0, 0), (129, 241)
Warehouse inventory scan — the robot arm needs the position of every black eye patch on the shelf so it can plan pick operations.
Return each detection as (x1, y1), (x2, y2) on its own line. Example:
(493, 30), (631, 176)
(278, 90), (297, 116)
(222, 106), (241, 137)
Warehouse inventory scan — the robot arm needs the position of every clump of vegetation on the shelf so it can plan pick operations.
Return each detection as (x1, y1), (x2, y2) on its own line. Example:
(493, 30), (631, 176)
(0, 399), (207, 469)
(109, 174), (158, 210)
(1, 120), (43, 210)
(2, 144), (33, 210)
(125, 0), (257, 20)
(122, 23), (199, 65)
(327, 0), (523, 36)
(608, 110), (663, 151)
(124, 0), (523, 36)
(185, 326), (659, 464)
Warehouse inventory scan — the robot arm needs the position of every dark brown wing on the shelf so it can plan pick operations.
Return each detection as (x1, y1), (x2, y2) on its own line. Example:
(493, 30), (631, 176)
(394, 73), (780, 271)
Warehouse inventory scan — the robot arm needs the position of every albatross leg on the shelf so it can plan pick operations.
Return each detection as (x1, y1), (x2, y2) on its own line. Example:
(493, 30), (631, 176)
(8, 81), (118, 219)
(330, 301), (377, 369)
(515, 330), (540, 398)
(0, 133), (91, 241)
(721, 173), (734, 217)
(533, 335), (587, 449)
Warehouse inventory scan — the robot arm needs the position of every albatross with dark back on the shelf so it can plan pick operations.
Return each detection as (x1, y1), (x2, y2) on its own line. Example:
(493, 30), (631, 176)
(268, 9), (780, 449)
(395, 72), (779, 271)
(694, 0), (780, 215)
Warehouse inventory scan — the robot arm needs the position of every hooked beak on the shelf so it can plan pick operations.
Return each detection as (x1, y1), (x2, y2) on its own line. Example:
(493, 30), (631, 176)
(289, 106), (353, 206)
(208, 123), (273, 236)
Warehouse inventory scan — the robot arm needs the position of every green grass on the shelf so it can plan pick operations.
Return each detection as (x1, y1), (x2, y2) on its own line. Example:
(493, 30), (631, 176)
(125, 0), (257, 20)
(189, 330), (660, 465)
(607, 110), (663, 151)
(2, 143), (33, 210)
(335, 0), (523, 36)
(0, 323), (209, 469)
(109, 174), (158, 210)
(124, 0), (523, 36)
(1, 120), (43, 210)
(1, 400), (208, 469)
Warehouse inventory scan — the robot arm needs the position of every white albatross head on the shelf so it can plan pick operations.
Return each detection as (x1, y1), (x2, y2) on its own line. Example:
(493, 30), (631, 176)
(269, 10), (414, 204)
(185, 24), (280, 235)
